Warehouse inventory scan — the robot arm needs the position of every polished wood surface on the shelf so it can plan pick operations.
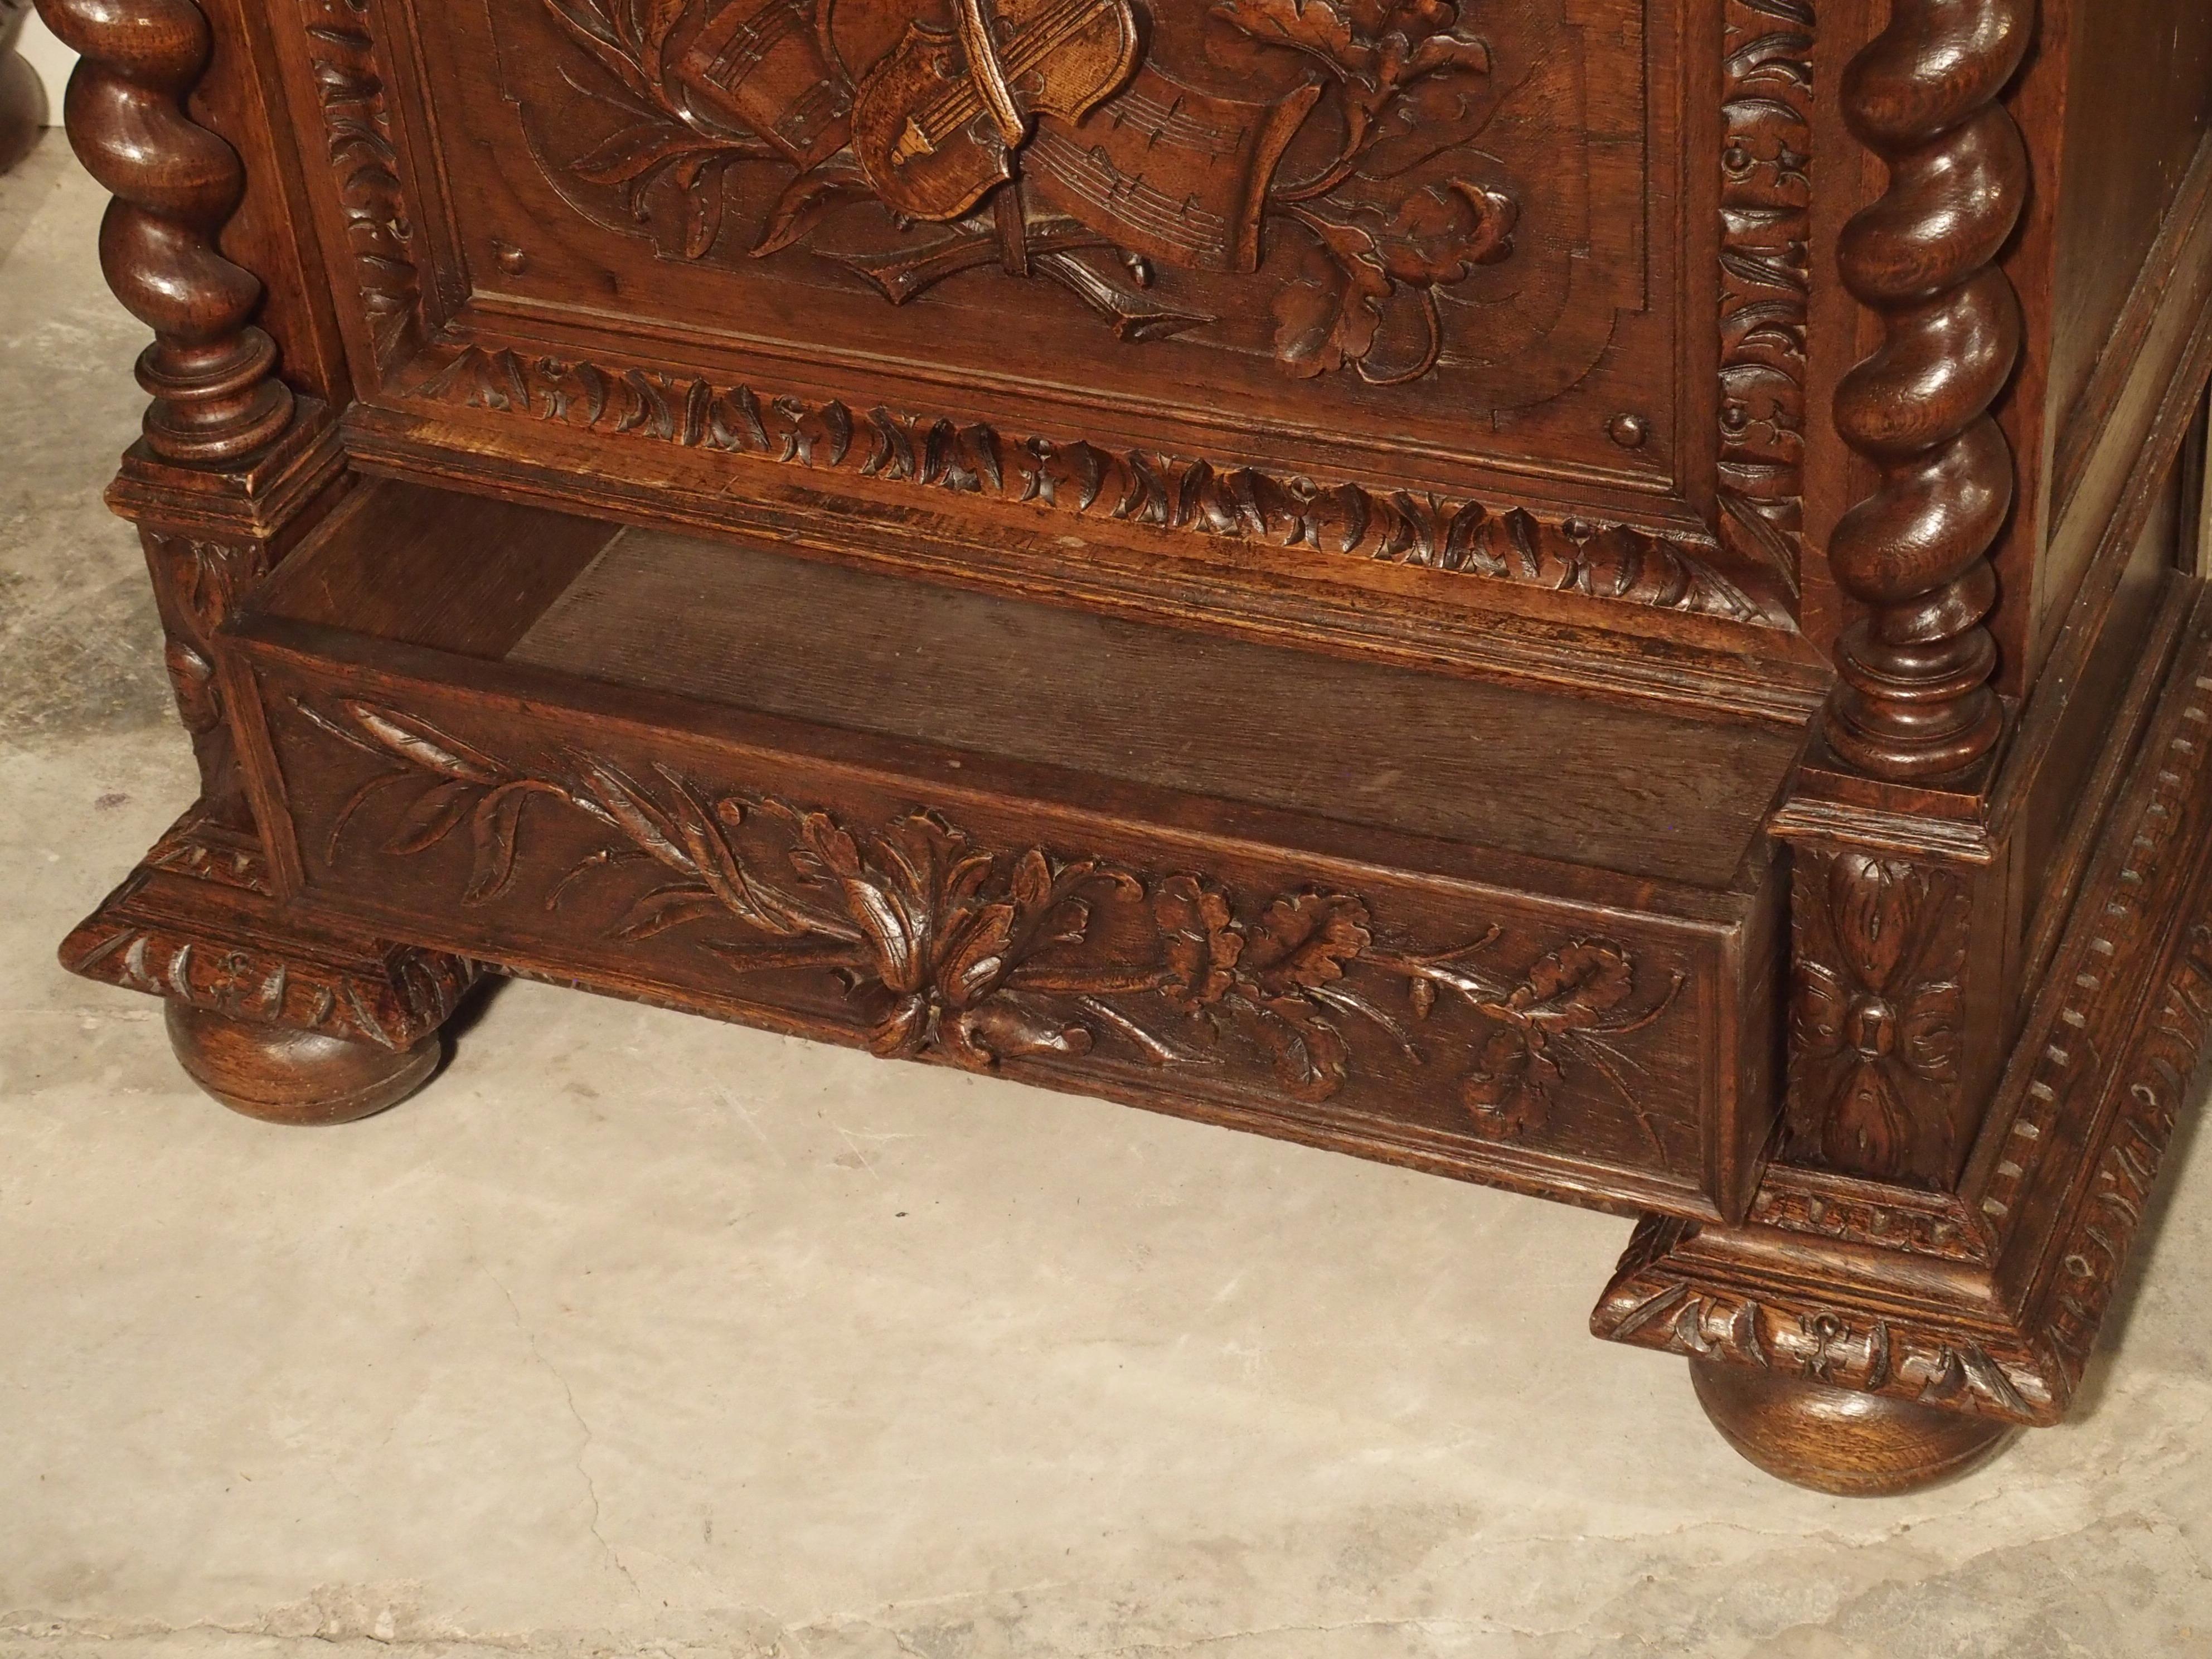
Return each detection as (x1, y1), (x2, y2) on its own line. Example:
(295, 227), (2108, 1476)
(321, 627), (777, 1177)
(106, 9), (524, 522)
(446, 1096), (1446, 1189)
(1691, 1360), (2017, 1498)
(166, 1000), (440, 1125)
(35, 0), (2212, 1495)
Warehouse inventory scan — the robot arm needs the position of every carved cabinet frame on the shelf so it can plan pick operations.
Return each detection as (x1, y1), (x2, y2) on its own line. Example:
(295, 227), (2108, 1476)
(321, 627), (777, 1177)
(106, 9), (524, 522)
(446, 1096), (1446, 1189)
(36, 0), (2212, 1495)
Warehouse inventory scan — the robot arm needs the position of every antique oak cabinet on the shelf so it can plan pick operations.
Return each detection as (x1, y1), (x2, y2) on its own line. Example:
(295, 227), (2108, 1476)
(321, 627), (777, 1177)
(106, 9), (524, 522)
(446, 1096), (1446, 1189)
(37, 0), (2212, 1492)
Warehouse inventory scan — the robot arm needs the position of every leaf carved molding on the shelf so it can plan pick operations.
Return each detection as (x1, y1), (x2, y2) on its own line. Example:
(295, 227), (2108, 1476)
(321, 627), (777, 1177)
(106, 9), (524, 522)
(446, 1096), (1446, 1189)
(300, 0), (423, 369)
(1716, 0), (1812, 594)
(411, 343), (1780, 623)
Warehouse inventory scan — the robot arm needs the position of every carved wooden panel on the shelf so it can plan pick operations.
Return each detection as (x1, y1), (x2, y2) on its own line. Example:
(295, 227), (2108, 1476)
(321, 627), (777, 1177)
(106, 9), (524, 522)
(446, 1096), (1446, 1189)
(227, 641), (1775, 1220)
(284, 0), (1811, 619)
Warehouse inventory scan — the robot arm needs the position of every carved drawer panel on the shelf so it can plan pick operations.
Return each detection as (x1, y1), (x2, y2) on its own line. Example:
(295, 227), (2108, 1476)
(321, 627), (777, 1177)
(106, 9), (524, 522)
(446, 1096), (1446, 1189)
(220, 483), (1788, 1220)
(279, 0), (1813, 633)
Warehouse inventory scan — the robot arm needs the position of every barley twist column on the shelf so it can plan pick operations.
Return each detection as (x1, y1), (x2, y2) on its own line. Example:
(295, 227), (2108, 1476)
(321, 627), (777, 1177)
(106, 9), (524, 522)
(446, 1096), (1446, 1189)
(1825, 0), (2032, 780)
(38, 0), (293, 463)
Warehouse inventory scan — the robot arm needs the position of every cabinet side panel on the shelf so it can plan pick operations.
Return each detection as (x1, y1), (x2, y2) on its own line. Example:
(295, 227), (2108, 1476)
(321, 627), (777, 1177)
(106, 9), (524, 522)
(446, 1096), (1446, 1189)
(2046, 1), (2212, 487)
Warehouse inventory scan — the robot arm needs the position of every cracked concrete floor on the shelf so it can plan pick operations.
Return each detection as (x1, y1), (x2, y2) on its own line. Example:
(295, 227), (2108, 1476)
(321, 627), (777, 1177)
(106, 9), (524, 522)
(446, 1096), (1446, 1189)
(6, 133), (2212, 1659)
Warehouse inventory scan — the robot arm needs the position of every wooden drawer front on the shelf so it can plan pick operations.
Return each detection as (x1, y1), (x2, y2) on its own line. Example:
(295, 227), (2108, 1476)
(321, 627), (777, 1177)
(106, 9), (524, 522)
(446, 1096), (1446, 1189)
(229, 634), (1773, 1223)
(280, 0), (1813, 630)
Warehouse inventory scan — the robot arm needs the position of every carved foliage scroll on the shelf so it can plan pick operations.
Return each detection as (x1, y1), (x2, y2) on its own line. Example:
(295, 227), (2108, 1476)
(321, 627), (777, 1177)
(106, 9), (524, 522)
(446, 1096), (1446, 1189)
(284, 692), (1696, 1167)
(1717, 0), (1811, 593)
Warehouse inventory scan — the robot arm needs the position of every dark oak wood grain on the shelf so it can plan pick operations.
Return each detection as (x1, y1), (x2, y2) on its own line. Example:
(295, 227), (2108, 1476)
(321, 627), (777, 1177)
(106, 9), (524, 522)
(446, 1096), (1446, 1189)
(37, 0), (2212, 1494)
(1691, 1360), (2016, 1497)
(167, 1000), (440, 1125)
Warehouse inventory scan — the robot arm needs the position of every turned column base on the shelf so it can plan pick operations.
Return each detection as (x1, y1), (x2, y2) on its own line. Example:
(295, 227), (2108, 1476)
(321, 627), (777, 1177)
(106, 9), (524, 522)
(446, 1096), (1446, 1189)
(166, 1001), (440, 1126)
(1691, 1360), (2017, 1496)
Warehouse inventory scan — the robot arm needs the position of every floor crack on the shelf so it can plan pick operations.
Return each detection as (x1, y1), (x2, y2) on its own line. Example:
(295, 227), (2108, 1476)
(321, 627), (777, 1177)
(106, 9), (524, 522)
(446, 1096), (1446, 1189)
(490, 1273), (643, 1604)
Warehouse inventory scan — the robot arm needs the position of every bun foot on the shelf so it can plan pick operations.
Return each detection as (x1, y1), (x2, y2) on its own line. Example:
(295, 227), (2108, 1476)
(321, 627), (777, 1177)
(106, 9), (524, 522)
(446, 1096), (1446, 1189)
(165, 1001), (440, 1126)
(1691, 1359), (2017, 1495)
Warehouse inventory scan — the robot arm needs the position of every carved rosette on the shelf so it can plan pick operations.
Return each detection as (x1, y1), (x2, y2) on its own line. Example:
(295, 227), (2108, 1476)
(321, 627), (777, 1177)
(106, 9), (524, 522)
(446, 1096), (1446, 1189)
(1825, 0), (2031, 779)
(38, 0), (294, 462)
(1784, 850), (1972, 1186)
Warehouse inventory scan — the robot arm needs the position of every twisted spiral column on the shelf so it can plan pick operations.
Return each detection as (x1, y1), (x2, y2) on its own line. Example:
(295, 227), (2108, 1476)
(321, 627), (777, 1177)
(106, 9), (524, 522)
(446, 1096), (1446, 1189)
(1825, 0), (2032, 780)
(38, 0), (292, 463)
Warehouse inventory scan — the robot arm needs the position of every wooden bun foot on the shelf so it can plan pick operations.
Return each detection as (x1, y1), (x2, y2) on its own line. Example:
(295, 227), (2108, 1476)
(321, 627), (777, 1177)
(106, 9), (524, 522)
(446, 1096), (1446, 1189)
(1691, 1359), (2018, 1496)
(165, 1001), (440, 1126)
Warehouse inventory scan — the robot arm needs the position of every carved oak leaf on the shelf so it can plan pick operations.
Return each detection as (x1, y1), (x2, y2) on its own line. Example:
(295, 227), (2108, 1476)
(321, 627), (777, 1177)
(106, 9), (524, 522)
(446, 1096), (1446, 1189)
(1507, 942), (1634, 1031)
(1464, 1025), (1551, 1137)
(1244, 892), (1372, 995)
(1275, 183), (1511, 380)
(1272, 220), (1390, 377)
(1208, 0), (1366, 80)
(1371, 180), (1515, 286)
(1154, 874), (1245, 1012)
(1247, 994), (1353, 1102)
(948, 997), (1095, 1071)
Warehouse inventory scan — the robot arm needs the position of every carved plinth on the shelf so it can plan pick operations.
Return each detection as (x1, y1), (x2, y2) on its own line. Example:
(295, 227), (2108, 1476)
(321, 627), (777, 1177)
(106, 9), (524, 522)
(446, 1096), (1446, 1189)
(61, 808), (480, 1112)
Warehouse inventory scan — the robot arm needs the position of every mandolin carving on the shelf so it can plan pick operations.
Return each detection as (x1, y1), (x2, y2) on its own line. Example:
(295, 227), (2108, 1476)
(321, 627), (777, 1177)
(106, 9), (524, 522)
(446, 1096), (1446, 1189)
(850, 0), (1141, 221)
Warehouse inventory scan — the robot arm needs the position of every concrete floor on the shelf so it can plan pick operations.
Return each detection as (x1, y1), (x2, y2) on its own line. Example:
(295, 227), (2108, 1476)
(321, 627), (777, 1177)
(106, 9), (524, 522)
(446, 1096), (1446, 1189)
(6, 132), (2212, 1658)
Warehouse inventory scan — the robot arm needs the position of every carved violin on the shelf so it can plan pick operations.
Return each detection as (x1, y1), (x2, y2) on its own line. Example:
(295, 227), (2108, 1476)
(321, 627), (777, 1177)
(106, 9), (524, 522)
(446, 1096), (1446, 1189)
(851, 0), (1140, 222)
